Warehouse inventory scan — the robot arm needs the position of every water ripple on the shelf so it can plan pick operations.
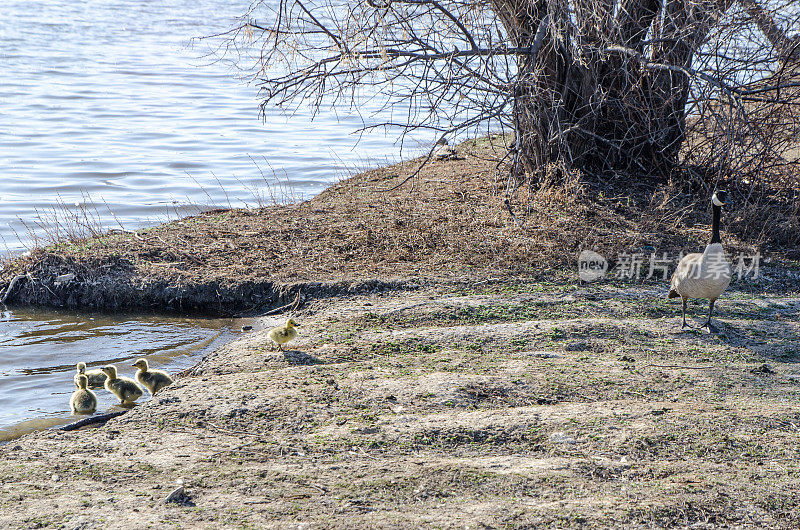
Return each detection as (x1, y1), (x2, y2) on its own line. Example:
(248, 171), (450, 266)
(0, 0), (434, 253)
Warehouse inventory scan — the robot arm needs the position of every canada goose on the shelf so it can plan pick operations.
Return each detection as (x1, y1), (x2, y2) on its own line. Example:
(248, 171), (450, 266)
(268, 318), (299, 351)
(132, 358), (174, 396)
(433, 138), (457, 160)
(669, 190), (732, 332)
(74, 361), (107, 389)
(70, 374), (97, 414)
(101, 365), (143, 405)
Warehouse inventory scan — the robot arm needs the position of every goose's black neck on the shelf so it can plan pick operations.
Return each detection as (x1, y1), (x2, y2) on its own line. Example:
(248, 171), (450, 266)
(710, 203), (722, 244)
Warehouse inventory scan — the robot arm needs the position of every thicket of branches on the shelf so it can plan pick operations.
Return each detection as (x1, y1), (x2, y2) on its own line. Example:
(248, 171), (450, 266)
(219, 0), (800, 200)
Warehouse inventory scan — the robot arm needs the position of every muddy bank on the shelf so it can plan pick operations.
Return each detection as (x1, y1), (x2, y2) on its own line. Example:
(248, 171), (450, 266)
(2, 280), (800, 528)
(0, 263), (417, 316)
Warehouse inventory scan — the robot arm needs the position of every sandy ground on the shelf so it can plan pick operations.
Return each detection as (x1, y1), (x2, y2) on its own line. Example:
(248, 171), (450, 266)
(2, 277), (800, 528)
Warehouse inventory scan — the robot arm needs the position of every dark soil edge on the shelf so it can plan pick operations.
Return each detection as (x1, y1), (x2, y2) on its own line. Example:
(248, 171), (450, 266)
(1, 270), (421, 316)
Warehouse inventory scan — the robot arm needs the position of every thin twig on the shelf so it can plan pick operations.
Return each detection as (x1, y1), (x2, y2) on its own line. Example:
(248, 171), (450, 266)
(0, 274), (29, 304)
(645, 364), (712, 370)
(107, 228), (145, 242)
(263, 301), (295, 316)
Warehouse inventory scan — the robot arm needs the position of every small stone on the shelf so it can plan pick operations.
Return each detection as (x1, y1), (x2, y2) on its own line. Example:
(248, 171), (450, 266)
(54, 273), (75, 286)
(164, 486), (185, 503)
(549, 432), (577, 444)
(241, 325), (253, 332)
(51, 473), (60, 482)
(531, 352), (563, 359)
(356, 426), (380, 435)
(751, 363), (774, 374)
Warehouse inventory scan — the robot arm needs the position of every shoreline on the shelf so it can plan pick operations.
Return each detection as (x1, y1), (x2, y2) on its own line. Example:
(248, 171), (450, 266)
(1, 148), (800, 526)
(0, 138), (519, 314)
(3, 136), (798, 316)
(0, 316), (240, 444)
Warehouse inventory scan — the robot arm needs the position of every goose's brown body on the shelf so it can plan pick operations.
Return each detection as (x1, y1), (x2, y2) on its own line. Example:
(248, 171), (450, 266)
(433, 142), (457, 160)
(669, 244), (731, 302)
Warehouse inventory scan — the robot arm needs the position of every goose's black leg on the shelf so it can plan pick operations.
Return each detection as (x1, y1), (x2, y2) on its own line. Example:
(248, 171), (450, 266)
(681, 298), (691, 330)
(702, 299), (719, 333)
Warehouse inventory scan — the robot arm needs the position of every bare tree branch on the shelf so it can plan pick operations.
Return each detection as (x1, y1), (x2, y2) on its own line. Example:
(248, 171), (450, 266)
(209, 0), (800, 199)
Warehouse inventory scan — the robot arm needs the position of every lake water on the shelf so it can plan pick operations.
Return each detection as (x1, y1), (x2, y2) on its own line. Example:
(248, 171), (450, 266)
(0, 308), (235, 441)
(0, 0), (435, 437)
(0, 0), (432, 253)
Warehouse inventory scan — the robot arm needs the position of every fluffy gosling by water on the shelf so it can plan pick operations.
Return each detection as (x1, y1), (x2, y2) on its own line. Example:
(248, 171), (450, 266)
(70, 374), (97, 414)
(132, 358), (174, 396)
(101, 365), (143, 405)
(74, 361), (107, 389)
(268, 318), (299, 351)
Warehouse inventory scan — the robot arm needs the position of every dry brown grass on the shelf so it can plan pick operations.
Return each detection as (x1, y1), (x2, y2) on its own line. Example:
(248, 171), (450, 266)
(0, 135), (797, 313)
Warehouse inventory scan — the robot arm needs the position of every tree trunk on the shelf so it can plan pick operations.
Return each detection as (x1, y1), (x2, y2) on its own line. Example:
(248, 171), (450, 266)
(493, 0), (737, 180)
(739, 0), (800, 61)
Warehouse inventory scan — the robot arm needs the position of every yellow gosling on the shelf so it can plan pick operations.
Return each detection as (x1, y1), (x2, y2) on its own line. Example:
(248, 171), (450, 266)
(267, 318), (299, 351)
(101, 365), (143, 405)
(70, 374), (97, 414)
(74, 361), (107, 389)
(132, 358), (174, 396)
